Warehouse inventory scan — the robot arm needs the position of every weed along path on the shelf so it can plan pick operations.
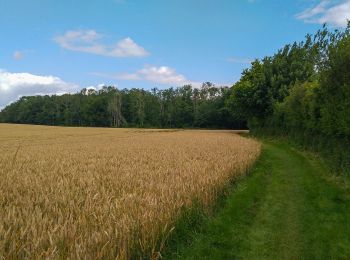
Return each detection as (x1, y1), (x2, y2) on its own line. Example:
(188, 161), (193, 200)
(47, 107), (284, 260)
(167, 141), (350, 259)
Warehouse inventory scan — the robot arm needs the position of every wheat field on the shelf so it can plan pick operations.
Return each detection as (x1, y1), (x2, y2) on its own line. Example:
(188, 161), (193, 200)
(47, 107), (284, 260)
(0, 124), (260, 259)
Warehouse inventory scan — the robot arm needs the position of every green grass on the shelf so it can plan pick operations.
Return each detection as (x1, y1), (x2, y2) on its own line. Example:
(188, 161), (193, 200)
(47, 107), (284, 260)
(164, 140), (350, 259)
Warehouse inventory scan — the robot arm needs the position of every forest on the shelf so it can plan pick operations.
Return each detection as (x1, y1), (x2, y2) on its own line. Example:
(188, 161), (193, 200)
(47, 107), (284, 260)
(1, 24), (349, 171)
(0, 83), (243, 129)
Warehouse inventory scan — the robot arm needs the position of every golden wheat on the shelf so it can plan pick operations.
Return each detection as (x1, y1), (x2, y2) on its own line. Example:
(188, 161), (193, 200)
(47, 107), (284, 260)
(0, 124), (260, 259)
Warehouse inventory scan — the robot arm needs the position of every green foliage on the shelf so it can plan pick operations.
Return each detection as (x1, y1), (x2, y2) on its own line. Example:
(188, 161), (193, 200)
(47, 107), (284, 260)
(0, 84), (245, 129)
(274, 81), (319, 132)
(227, 64), (272, 123)
(317, 34), (350, 136)
(228, 24), (350, 174)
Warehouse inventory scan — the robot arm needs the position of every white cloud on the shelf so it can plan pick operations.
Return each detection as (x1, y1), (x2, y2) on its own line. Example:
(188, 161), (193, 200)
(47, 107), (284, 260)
(296, 0), (350, 27)
(93, 66), (201, 87)
(84, 83), (106, 92)
(227, 57), (253, 64)
(13, 51), (24, 60)
(138, 66), (191, 85)
(0, 70), (79, 109)
(54, 30), (149, 57)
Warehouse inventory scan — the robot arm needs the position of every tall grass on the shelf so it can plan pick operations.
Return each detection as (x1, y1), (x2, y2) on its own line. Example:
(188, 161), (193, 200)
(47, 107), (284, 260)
(0, 124), (260, 258)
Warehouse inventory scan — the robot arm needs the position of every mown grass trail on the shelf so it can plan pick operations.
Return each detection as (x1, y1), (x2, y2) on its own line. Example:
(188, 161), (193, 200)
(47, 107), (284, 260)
(166, 141), (350, 259)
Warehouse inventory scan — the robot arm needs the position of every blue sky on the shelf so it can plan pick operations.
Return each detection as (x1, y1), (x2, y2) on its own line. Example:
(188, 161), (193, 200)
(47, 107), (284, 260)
(0, 0), (349, 108)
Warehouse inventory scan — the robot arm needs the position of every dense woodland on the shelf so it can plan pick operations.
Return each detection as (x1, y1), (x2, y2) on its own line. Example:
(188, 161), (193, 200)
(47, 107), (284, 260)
(0, 83), (244, 129)
(1, 24), (349, 171)
(227, 23), (350, 172)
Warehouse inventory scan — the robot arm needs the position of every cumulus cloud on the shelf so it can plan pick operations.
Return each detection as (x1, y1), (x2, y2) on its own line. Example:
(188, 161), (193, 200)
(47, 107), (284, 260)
(0, 70), (79, 109)
(54, 30), (149, 57)
(296, 0), (350, 27)
(227, 57), (253, 64)
(93, 66), (201, 87)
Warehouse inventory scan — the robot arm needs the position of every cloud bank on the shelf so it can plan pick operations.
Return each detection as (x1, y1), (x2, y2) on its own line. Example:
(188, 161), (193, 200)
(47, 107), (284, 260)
(54, 30), (149, 57)
(0, 70), (78, 109)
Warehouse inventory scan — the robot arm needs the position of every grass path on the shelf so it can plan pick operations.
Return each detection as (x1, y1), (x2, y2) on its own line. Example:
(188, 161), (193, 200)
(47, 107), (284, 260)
(166, 141), (350, 259)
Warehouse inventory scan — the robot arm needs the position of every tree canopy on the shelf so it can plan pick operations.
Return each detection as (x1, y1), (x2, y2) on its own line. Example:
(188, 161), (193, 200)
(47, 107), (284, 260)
(0, 84), (245, 129)
(227, 23), (350, 172)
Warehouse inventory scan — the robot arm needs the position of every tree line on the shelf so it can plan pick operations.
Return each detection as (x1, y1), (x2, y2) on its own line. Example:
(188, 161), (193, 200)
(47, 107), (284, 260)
(0, 83), (245, 129)
(228, 23), (350, 172)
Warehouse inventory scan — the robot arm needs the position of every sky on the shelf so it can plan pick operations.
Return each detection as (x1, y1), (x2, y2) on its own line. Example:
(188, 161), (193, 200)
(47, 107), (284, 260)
(0, 0), (350, 109)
